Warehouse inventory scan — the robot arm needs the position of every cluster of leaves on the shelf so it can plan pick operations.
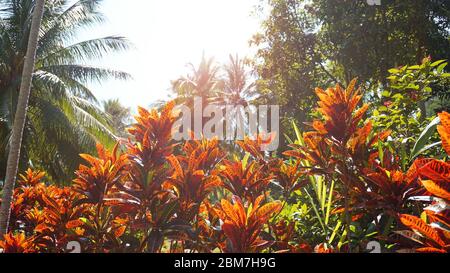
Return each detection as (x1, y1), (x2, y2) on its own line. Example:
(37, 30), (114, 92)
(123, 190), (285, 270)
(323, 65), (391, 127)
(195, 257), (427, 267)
(0, 103), (295, 253)
(397, 112), (450, 253)
(1, 79), (449, 253)
(371, 58), (450, 156)
(0, 0), (131, 182)
(281, 79), (449, 252)
(251, 0), (450, 150)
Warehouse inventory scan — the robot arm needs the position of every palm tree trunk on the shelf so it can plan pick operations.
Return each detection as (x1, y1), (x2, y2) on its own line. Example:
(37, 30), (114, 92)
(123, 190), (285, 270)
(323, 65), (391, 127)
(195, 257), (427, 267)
(0, 0), (46, 236)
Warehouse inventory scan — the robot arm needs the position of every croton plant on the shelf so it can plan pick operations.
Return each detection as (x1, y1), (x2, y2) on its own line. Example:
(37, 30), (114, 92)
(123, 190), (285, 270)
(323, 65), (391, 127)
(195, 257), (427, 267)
(0, 81), (448, 253)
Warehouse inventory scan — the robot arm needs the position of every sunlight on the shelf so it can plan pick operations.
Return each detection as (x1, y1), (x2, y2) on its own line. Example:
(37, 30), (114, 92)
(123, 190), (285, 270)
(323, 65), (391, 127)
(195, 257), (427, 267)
(1, 0), (448, 256)
(81, 0), (260, 109)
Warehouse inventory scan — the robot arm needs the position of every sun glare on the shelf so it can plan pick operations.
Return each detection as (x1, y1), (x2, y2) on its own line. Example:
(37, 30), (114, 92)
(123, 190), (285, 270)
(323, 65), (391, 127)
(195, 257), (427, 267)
(81, 0), (260, 109)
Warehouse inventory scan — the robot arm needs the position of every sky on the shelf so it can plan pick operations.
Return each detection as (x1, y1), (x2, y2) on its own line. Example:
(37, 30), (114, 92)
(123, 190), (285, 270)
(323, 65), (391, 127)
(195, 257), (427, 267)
(78, 0), (262, 109)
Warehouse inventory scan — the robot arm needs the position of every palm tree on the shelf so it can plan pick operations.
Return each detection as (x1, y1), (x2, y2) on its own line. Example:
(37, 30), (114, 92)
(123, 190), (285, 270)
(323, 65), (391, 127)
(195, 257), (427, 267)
(0, 0), (45, 236)
(171, 55), (223, 136)
(213, 54), (258, 147)
(215, 54), (257, 106)
(172, 54), (223, 107)
(0, 0), (131, 182)
(103, 98), (131, 138)
(171, 54), (258, 153)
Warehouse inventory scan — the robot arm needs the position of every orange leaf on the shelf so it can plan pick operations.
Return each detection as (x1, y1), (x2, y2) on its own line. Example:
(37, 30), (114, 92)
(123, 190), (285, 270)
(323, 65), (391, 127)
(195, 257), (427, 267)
(419, 159), (450, 182)
(232, 196), (246, 227)
(66, 219), (84, 229)
(312, 121), (328, 135)
(34, 223), (49, 233)
(220, 199), (240, 227)
(255, 201), (282, 221)
(368, 130), (391, 147)
(421, 180), (450, 201)
(437, 111), (450, 155)
(399, 214), (445, 247)
(352, 104), (369, 124)
(415, 247), (446, 253)
(114, 225), (126, 238)
(167, 155), (184, 178)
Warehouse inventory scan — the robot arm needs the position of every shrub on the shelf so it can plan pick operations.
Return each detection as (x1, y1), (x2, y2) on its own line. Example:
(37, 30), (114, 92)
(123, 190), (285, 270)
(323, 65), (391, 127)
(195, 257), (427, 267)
(1, 81), (448, 253)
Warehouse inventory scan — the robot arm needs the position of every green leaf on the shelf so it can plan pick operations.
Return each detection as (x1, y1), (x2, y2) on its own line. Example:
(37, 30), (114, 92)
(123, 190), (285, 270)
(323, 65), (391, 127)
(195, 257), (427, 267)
(412, 141), (442, 159)
(292, 120), (303, 145)
(391, 93), (403, 100)
(400, 139), (408, 170)
(145, 170), (155, 188)
(388, 68), (400, 74)
(242, 152), (250, 169)
(378, 140), (384, 166)
(406, 84), (419, 90)
(284, 133), (293, 145)
(437, 63), (447, 73)
(305, 190), (326, 235)
(378, 106), (388, 112)
(325, 180), (335, 225)
(430, 60), (446, 67)
(410, 116), (440, 159)
(328, 220), (342, 244)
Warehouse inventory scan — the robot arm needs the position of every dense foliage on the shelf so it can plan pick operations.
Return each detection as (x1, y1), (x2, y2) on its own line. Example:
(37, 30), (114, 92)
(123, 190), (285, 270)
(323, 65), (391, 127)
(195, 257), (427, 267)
(0, 78), (448, 253)
(0, 0), (131, 182)
(251, 0), (450, 150)
(0, 0), (449, 255)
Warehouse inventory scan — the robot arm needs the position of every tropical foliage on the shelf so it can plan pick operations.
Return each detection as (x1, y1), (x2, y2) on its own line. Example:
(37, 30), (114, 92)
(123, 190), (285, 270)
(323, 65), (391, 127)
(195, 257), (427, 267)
(0, 0), (131, 182)
(251, 0), (450, 150)
(1, 75), (448, 252)
(0, 0), (449, 255)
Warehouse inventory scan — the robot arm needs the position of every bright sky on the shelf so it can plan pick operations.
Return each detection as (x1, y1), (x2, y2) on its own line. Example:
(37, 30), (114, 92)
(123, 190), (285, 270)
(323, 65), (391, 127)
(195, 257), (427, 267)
(79, 0), (262, 109)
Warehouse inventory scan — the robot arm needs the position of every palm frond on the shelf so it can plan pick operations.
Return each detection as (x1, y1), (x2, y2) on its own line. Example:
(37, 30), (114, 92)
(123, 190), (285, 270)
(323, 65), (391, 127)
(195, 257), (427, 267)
(42, 64), (131, 83)
(38, 0), (105, 54)
(38, 36), (132, 65)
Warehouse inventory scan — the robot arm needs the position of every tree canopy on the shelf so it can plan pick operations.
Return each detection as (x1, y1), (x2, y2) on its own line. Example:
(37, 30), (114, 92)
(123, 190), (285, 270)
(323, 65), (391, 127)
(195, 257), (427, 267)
(0, 0), (131, 182)
(251, 0), (450, 150)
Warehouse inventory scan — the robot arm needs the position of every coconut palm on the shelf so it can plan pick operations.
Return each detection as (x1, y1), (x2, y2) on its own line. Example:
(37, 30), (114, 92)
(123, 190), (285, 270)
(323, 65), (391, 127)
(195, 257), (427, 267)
(171, 54), (223, 107)
(171, 54), (258, 153)
(171, 55), (223, 136)
(0, 0), (45, 236)
(0, 0), (131, 182)
(102, 98), (131, 138)
(215, 54), (257, 107)
(212, 54), (258, 147)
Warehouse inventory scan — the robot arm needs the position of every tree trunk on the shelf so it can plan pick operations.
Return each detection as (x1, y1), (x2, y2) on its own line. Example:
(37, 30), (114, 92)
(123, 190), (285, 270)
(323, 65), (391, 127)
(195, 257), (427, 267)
(0, 0), (46, 236)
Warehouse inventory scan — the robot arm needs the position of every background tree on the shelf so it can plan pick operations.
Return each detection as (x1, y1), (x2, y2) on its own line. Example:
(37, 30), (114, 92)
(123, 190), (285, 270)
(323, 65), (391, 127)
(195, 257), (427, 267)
(0, 0), (131, 182)
(171, 55), (223, 133)
(0, 0), (45, 236)
(213, 54), (257, 107)
(312, 0), (450, 84)
(102, 98), (132, 138)
(250, 0), (332, 151)
(251, 0), (450, 150)
(171, 55), (258, 146)
(212, 54), (258, 153)
(172, 55), (223, 106)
